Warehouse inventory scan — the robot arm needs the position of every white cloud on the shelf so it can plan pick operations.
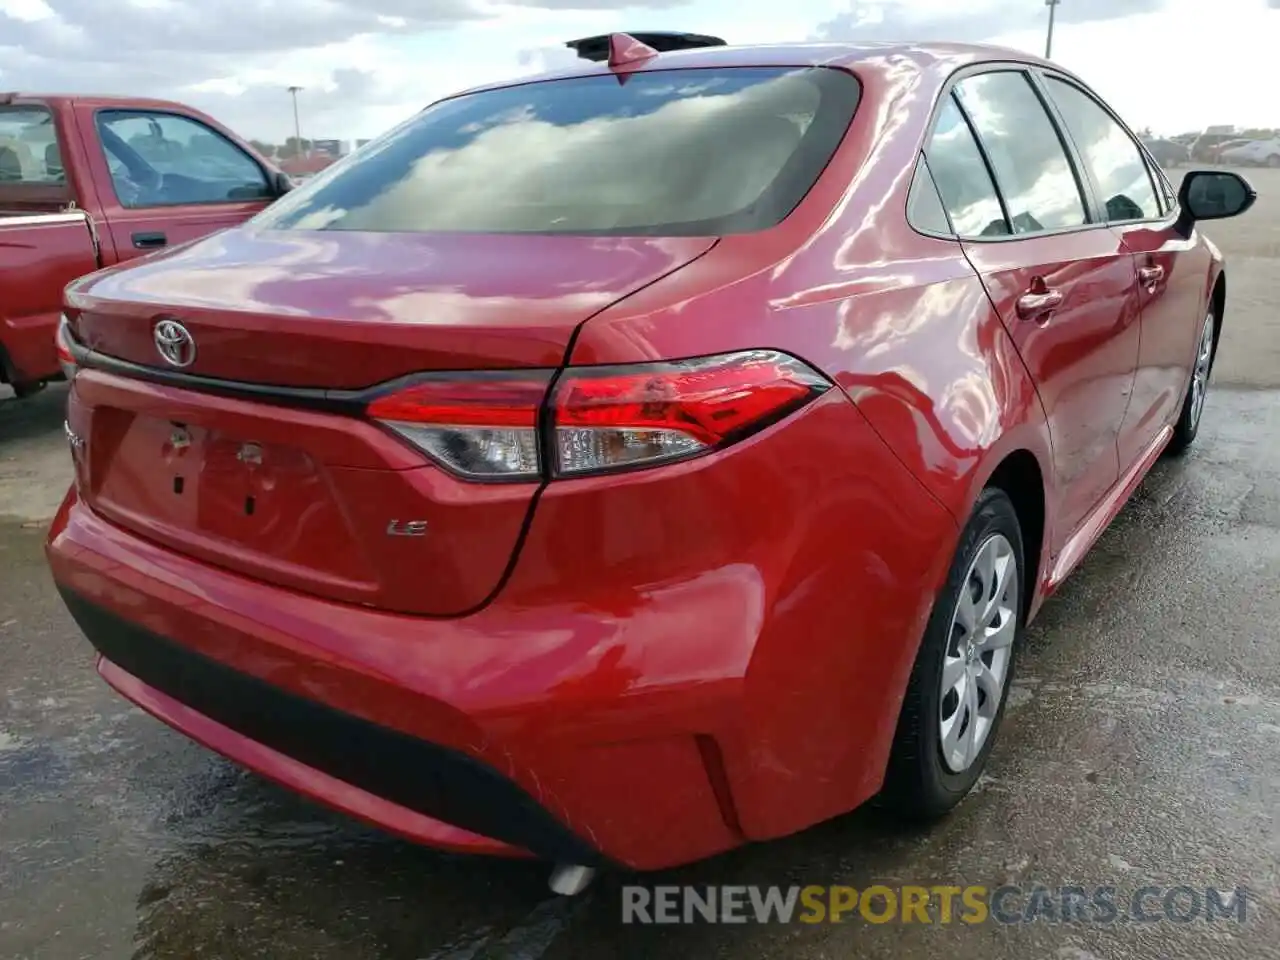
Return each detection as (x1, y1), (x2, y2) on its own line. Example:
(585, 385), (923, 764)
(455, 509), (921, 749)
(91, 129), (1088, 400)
(1, 0), (1277, 143)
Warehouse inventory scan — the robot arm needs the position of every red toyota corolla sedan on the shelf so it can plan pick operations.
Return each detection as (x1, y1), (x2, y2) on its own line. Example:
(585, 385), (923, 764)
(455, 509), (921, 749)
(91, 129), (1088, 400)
(48, 33), (1254, 888)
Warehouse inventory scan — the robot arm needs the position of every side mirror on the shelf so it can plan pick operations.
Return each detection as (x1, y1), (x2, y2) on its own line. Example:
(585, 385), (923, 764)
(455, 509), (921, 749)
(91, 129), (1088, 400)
(271, 170), (294, 196)
(1175, 170), (1255, 235)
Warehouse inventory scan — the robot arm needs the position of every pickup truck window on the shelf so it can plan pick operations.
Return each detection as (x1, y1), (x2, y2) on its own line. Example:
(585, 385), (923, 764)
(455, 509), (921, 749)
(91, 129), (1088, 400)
(95, 110), (272, 208)
(0, 106), (65, 185)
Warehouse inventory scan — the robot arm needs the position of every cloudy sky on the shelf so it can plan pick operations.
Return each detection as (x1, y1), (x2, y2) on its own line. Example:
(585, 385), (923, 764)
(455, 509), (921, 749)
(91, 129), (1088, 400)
(1, 0), (1277, 143)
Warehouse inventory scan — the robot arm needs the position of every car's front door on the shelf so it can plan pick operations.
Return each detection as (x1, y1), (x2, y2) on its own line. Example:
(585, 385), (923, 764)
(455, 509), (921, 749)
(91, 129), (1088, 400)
(75, 106), (276, 263)
(925, 69), (1141, 549)
(1037, 73), (1211, 471)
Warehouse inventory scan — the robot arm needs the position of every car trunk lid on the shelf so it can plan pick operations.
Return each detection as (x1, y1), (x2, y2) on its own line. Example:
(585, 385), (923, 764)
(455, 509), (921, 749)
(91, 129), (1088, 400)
(67, 227), (715, 387)
(65, 227), (715, 616)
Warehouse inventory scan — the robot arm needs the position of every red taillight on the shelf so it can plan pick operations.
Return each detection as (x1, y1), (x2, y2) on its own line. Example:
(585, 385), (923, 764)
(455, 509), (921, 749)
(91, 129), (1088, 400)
(552, 351), (830, 475)
(365, 351), (830, 481)
(365, 373), (553, 480)
(55, 316), (77, 382)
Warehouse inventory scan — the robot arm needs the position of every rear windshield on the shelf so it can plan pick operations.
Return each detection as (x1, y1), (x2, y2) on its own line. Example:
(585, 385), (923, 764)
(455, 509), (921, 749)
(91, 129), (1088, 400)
(254, 67), (861, 237)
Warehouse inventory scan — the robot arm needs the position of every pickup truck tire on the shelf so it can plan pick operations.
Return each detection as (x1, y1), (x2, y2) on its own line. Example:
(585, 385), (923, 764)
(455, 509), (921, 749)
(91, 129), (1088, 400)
(10, 381), (48, 399)
(0, 345), (47, 399)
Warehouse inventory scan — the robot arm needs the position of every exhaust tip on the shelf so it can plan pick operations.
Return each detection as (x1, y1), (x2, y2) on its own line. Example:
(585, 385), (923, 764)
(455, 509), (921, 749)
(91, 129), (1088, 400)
(549, 864), (596, 896)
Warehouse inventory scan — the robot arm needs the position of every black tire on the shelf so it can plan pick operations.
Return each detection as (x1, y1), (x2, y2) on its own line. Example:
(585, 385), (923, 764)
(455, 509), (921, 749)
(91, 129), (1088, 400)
(881, 488), (1025, 820)
(1166, 307), (1216, 456)
(9, 381), (46, 400)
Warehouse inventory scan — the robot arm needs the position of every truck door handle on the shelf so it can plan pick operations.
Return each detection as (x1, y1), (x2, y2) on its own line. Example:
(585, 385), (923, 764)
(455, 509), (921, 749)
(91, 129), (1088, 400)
(1016, 285), (1064, 321)
(1138, 264), (1165, 286)
(132, 231), (167, 249)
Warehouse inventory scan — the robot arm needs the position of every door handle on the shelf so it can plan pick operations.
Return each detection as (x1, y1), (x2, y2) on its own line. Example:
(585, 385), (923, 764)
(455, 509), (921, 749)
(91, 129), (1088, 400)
(1138, 264), (1165, 286)
(132, 231), (167, 249)
(1016, 286), (1064, 321)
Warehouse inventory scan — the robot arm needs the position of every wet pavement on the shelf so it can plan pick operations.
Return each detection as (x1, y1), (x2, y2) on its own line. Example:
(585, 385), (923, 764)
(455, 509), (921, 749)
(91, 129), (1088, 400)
(5, 391), (1280, 960)
(4, 173), (1280, 958)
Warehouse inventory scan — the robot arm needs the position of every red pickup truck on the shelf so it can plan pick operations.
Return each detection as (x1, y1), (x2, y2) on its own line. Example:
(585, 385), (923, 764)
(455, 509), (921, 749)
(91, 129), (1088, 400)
(1, 93), (291, 397)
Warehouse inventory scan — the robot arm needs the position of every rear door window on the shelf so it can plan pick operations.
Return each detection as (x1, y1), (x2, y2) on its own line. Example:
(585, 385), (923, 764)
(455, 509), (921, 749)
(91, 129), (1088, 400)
(254, 67), (862, 236)
(0, 106), (65, 185)
(924, 95), (1009, 238)
(1041, 77), (1161, 223)
(954, 71), (1088, 235)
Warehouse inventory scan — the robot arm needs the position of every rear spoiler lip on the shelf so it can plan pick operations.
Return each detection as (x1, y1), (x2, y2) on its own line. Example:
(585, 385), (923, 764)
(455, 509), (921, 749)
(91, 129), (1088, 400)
(565, 31), (727, 62)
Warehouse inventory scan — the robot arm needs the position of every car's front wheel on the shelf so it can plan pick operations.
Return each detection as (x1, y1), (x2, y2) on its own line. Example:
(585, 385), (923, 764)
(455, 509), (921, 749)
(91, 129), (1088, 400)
(1167, 308), (1216, 456)
(882, 488), (1024, 819)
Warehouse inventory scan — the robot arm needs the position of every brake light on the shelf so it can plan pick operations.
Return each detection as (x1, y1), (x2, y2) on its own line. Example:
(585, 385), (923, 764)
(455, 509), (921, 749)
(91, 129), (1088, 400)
(55, 316), (77, 382)
(365, 351), (830, 480)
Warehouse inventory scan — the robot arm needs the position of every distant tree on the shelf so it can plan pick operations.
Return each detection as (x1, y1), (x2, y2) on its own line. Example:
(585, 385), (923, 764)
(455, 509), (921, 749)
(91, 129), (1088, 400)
(278, 137), (314, 159)
(249, 139), (276, 157)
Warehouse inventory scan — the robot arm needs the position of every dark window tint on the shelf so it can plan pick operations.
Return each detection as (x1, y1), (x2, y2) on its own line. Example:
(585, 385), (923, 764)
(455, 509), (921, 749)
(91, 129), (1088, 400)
(97, 111), (271, 208)
(0, 106), (64, 185)
(1043, 78), (1160, 222)
(907, 156), (952, 235)
(924, 95), (1008, 238)
(254, 68), (862, 236)
(954, 71), (1087, 234)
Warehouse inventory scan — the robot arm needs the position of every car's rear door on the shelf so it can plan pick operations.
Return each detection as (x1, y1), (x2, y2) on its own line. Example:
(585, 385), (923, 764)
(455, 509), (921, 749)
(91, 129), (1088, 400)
(925, 68), (1141, 548)
(73, 104), (276, 261)
(1037, 73), (1211, 472)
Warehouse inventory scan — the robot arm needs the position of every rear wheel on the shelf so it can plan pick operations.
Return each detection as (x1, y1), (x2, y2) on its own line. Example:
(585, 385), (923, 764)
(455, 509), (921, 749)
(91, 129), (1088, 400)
(882, 489), (1024, 819)
(1267, 154), (1280, 169)
(9, 381), (47, 400)
(1167, 309), (1215, 456)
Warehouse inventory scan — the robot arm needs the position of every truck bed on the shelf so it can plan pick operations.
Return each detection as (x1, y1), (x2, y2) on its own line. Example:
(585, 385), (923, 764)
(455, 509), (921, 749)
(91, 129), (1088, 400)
(1, 209), (101, 390)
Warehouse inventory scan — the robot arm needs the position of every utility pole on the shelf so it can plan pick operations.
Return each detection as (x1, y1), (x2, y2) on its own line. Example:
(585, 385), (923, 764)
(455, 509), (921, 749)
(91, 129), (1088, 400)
(287, 86), (304, 156)
(1044, 0), (1060, 59)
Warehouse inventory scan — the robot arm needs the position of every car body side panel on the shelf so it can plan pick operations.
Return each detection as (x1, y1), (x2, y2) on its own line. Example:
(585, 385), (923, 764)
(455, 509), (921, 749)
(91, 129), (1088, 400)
(557, 55), (1068, 832)
(959, 231), (1141, 552)
(500, 392), (957, 842)
(571, 51), (1056, 605)
(1115, 220), (1212, 469)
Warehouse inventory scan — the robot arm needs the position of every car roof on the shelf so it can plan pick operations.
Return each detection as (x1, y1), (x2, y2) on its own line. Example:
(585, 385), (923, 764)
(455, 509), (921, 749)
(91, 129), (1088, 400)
(0, 93), (203, 112)
(452, 40), (1060, 99)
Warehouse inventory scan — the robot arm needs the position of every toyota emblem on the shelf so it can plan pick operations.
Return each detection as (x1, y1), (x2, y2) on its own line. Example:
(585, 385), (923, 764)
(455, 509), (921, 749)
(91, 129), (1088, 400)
(153, 319), (196, 368)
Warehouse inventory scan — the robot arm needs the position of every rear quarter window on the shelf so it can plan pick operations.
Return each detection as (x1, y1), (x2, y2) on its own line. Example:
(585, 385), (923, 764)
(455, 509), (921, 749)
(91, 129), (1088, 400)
(254, 67), (862, 237)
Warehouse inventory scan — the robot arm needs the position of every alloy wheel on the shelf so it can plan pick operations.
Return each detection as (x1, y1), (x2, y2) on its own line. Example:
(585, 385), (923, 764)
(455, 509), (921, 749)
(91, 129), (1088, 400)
(939, 533), (1018, 774)
(1190, 312), (1214, 431)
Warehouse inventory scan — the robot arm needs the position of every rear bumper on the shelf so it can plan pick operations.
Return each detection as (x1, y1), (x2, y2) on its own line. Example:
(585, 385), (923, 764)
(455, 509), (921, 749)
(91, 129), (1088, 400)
(46, 389), (958, 869)
(46, 494), (748, 869)
(60, 589), (599, 864)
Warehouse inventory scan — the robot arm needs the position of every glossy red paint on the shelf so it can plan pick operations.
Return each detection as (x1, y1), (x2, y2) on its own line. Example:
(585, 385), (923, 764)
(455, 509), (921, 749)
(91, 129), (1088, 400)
(68, 230), (718, 385)
(47, 41), (1235, 869)
(0, 93), (283, 390)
